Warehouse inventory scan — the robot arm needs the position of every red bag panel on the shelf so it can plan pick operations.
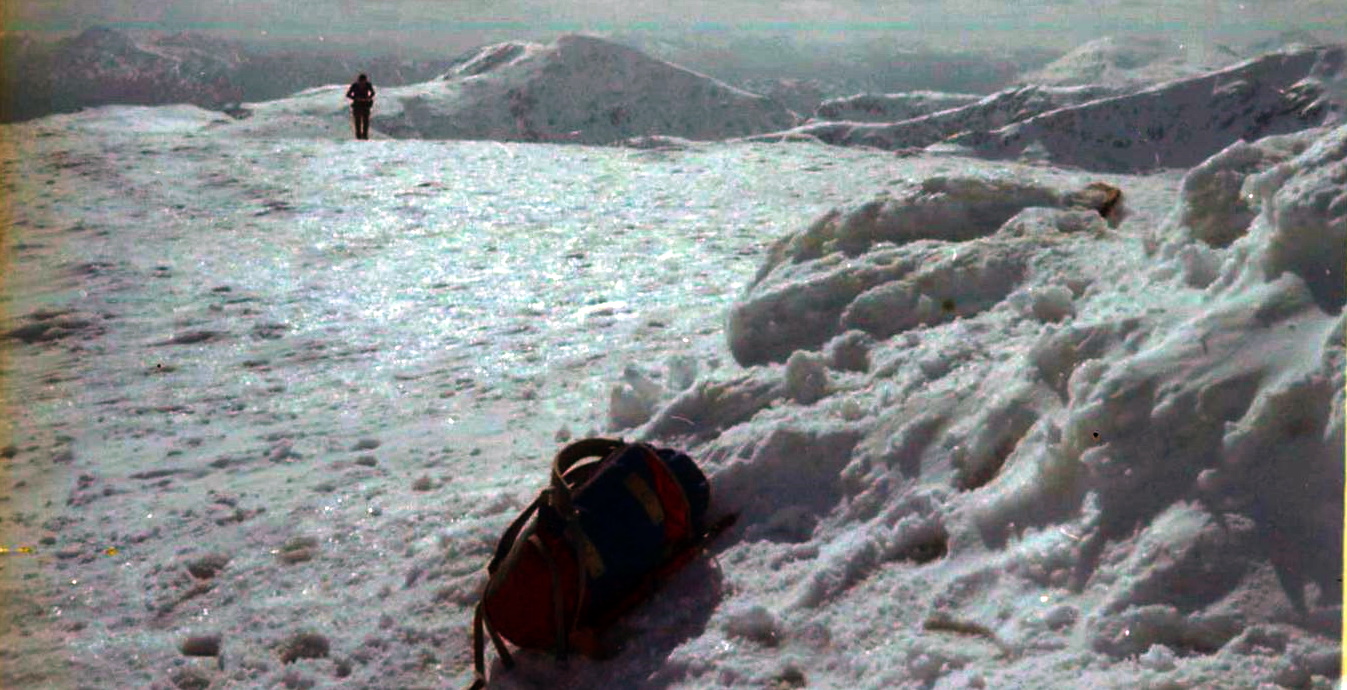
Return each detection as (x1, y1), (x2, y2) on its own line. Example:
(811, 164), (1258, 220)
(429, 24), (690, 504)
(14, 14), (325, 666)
(483, 529), (582, 651)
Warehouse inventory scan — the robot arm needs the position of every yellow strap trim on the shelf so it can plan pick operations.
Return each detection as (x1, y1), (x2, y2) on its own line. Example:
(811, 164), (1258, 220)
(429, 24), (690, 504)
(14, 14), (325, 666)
(623, 474), (665, 526)
(567, 524), (606, 580)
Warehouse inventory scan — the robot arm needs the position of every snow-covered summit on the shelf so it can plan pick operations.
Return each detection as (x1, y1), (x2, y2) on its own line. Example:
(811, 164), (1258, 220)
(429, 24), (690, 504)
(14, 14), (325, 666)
(1021, 36), (1238, 88)
(241, 34), (797, 144)
(749, 45), (1344, 174)
(440, 41), (542, 79)
(953, 45), (1346, 171)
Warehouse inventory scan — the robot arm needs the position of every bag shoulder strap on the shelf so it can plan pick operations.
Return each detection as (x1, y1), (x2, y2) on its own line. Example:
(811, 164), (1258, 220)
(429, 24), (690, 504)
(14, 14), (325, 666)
(486, 492), (545, 575)
(470, 492), (546, 689)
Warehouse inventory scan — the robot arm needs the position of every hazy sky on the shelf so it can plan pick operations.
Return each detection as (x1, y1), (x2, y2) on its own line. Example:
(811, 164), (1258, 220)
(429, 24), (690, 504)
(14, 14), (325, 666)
(4, 0), (1345, 55)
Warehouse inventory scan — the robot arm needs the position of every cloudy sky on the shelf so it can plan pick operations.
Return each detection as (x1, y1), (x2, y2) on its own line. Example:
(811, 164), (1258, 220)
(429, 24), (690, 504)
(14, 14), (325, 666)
(5, 0), (1345, 54)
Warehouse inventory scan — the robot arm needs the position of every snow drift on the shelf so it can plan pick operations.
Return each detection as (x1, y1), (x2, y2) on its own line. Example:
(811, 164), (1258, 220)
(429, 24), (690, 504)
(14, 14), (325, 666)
(631, 123), (1345, 688)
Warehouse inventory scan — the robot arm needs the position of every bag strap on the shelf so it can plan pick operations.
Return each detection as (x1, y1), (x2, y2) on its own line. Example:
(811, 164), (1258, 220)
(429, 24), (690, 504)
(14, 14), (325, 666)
(549, 438), (623, 516)
(528, 534), (571, 668)
(469, 598), (514, 689)
(486, 492), (546, 574)
(468, 492), (547, 690)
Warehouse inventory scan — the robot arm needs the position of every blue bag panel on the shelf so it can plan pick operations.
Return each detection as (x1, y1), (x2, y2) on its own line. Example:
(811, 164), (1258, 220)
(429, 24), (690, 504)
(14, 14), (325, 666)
(571, 446), (672, 614)
(656, 448), (710, 532)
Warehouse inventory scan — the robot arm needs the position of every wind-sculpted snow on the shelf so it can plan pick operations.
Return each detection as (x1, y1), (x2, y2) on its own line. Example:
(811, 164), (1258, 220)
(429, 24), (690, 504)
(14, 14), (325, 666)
(727, 176), (1115, 365)
(243, 34), (797, 144)
(635, 124), (1343, 687)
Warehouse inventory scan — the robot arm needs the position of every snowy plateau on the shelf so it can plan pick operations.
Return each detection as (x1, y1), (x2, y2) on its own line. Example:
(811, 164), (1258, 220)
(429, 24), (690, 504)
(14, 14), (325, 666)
(2, 34), (1345, 690)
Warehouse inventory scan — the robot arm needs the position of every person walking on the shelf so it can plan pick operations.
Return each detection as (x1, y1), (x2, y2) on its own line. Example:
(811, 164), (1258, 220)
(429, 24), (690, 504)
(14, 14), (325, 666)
(346, 73), (375, 140)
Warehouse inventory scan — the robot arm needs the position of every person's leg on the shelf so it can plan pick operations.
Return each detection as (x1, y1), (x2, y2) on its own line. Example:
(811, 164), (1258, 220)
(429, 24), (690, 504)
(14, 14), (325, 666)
(351, 108), (361, 139)
(358, 109), (370, 139)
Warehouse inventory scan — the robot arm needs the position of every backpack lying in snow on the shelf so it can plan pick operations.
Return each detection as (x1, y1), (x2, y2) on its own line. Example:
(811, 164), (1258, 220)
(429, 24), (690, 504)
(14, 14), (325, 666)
(467, 438), (732, 689)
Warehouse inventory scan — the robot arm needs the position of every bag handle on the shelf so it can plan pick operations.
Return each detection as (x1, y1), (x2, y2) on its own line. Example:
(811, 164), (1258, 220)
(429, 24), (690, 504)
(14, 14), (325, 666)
(549, 438), (623, 516)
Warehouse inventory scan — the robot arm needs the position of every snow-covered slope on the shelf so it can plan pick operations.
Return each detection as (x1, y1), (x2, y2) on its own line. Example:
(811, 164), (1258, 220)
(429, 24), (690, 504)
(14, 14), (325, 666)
(661, 123), (1344, 688)
(1, 59), (1342, 690)
(746, 83), (1126, 151)
(953, 46), (1346, 171)
(1020, 36), (1238, 88)
(749, 45), (1344, 176)
(240, 35), (798, 144)
(812, 91), (983, 124)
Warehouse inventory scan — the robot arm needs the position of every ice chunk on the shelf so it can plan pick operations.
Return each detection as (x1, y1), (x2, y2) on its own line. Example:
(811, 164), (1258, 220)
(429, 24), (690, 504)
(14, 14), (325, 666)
(1258, 124), (1347, 311)
(1026, 285), (1076, 323)
(607, 365), (663, 430)
(783, 350), (829, 405)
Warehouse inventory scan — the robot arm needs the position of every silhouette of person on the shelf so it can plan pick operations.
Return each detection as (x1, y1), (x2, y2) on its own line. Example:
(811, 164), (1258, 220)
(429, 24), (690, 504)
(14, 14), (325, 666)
(346, 73), (375, 140)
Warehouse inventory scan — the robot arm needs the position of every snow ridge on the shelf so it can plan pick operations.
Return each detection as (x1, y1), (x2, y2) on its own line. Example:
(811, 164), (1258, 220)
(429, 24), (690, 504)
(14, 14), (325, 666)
(749, 45), (1345, 175)
(954, 46), (1346, 171)
(243, 34), (797, 144)
(813, 91), (983, 124)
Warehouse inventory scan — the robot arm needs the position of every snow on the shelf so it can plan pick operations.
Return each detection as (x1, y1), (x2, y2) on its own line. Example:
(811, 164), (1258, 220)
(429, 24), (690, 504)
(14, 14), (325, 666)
(813, 92), (983, 124)
(2, 39), (1344, 690)
(746, 82), (1128, 151)
(241, 35), (797, 145)
(1020, 36), (1239, 88)
(953, 46), (1346, 172)
(748, 45), (1344, 177)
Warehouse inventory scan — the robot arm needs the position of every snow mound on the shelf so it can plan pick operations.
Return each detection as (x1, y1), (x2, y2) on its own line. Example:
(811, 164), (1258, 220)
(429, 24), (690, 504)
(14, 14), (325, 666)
(241, 34), (796, 144)
(813, 91), (982, 123)
(727, 176), (1116, 365)
(636, 124), (1343, 688)
(952, 46), (1346, 172)
(1162, 122), (1347, 312)
(40, 104), (232, 134)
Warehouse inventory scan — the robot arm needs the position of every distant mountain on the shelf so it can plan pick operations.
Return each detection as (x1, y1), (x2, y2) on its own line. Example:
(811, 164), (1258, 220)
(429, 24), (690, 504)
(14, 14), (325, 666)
(241, 35), (799, 144)
(1020, 36), (1238, 88)
(951, 45), (1346, 171)
(746, 83), (1126, 150)
(0, 27), (454, 123)
(608, 31), (1060, 101)
(746, 43), (1345, 174)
